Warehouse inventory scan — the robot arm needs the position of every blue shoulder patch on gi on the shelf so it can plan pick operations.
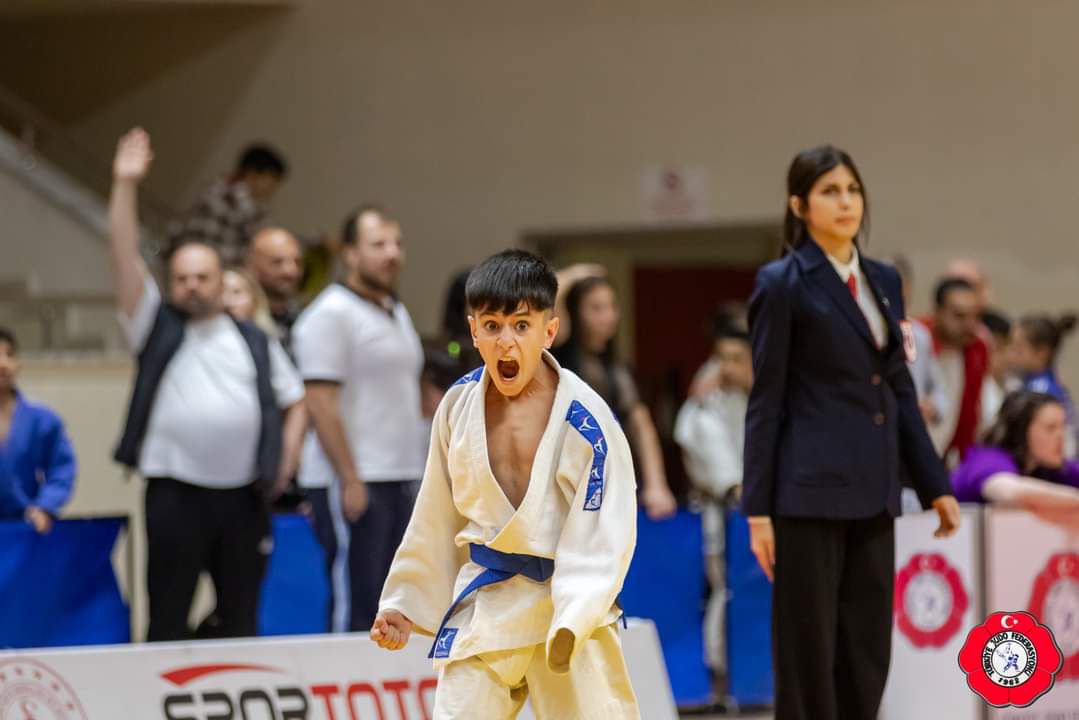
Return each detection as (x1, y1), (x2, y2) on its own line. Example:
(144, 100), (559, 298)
(453, 366), (484, 387)
(566, 400), (607, 511)
(433, 627), (458, 659)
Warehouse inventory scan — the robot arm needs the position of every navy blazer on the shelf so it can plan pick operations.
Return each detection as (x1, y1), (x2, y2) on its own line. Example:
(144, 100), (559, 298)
(741, 240), (951, 519)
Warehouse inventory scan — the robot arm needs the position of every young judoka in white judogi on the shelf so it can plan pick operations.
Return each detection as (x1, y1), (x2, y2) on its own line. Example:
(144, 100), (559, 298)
(371, 250), (641, 719)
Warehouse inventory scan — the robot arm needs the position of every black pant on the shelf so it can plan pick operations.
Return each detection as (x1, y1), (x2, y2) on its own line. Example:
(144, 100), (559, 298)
(772, 513), (895, 720)
(145, 477), (271, 642)
(307, 480), (417, 632)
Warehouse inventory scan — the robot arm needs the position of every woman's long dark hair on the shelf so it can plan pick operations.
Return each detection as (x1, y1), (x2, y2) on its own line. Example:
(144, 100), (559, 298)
(782, 145), (870, 254)
(555, 276), (625, 416)
(982, 390), (1063, 469)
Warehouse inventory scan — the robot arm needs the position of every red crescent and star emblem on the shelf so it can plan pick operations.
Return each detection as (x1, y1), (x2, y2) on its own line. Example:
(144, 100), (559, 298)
(895, 553), (969, 648)
(1028, 552), (1079, 679)
(958, 611), (1062, 707)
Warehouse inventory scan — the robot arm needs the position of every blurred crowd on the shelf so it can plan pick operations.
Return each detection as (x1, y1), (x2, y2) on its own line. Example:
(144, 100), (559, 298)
(3, 129), (1079, 697)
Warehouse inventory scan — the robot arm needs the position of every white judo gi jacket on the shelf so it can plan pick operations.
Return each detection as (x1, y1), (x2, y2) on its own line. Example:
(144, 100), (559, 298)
(379, 352), (638, 672)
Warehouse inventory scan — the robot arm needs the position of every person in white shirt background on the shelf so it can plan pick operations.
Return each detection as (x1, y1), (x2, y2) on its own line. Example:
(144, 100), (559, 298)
(108, 129), (306, 641)
(294, 206), (425, 633)
(674, 310), (752, 693)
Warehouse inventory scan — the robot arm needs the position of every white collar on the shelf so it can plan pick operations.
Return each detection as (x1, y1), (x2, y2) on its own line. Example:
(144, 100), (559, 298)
(825, 245), (860, 282)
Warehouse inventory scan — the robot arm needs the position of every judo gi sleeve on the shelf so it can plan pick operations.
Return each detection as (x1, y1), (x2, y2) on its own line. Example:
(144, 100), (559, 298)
(33, 413), (77, 516)
(547, 414), (638, 673)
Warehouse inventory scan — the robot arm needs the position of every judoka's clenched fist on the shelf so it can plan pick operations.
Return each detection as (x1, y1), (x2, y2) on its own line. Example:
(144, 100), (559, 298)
(371, 610), (412, 650)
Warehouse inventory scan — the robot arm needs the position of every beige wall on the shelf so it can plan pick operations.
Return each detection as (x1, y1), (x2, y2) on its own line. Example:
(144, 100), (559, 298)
(5, 1), (1079, 374)
(0, 164), (110, 296)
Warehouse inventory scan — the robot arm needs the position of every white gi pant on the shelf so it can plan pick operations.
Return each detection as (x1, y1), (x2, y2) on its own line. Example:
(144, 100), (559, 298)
(432, 623), (640, 719)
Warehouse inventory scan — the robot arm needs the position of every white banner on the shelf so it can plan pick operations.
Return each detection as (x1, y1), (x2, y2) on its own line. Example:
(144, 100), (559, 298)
(881, 506), (984, 720)
(985, 508), (1079, 719)
(0, 620), (676, 720)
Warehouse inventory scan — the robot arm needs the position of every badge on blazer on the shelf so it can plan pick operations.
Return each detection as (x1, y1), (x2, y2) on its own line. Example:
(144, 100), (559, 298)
(900, 320), (917, 363)
(895, 553), (968, 648)
(958, 611), (1062, 708)
(1028, 553), (1079, 679)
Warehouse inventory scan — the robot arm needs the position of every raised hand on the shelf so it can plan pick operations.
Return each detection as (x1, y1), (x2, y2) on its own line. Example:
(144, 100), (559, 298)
(371, 610), (413, 650)
(113, 128), (154, 183)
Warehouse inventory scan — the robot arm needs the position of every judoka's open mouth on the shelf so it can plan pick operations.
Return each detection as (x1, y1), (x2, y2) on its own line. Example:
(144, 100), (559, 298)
(497, 359), (520, 381)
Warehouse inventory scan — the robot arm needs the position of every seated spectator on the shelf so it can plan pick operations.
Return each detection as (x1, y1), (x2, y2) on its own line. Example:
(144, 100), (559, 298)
(673, 312), (752, 685)
(952, 391), (1079, 529)
(168, 144), (289, 266)
(1009, 313), (1078, 456)
(223, 267), (277, 337)
(0, 327), (77, 533)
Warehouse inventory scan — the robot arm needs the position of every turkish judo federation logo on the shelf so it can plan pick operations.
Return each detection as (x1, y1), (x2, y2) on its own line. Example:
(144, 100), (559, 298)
(959, 611), (1062, 707)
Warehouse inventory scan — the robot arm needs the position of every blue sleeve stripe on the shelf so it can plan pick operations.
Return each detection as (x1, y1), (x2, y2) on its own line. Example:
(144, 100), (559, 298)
(566, 400), (606, 511)
(452, 367), (484, 387)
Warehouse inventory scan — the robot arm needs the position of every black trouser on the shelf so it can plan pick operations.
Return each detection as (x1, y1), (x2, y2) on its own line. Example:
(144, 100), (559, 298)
(772, 513), (895, 720)
(307, 480), (417, 632)
(145, 477), (271, 642)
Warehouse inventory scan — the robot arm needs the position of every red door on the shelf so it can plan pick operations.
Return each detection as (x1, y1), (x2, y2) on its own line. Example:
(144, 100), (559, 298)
(632, 265), (758, 497)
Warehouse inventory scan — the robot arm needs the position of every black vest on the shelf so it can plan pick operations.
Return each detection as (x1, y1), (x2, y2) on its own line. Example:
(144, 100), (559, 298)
(114, 303), (282, 497)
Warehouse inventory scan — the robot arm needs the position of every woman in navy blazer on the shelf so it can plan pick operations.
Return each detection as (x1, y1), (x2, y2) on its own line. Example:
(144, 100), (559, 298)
(742, 145), (960, 720)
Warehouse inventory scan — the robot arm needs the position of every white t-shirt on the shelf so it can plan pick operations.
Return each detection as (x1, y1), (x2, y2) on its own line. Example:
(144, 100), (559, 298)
(121, 277), (305, 488)
(930, 349), (964, 457)
(293, 283), (424, 487)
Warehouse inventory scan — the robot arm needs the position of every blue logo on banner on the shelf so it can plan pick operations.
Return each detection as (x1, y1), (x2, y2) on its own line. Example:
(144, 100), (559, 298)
(433, 627), (459, 658)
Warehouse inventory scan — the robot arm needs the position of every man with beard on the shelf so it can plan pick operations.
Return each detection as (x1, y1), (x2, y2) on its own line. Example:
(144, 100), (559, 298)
(247, 227), (304, 357)
(108, 129), (306, 640)
(293, 207), (424, 632)
(921, 277), (989, 464)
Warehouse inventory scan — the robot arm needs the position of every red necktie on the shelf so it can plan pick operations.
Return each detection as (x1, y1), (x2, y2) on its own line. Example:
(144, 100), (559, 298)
(847, 273), (858, 299)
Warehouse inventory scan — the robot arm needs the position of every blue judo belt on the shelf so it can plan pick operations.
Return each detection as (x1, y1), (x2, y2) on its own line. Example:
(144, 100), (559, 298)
(428, 543), (625, 659)
(429, 544), (555, 658)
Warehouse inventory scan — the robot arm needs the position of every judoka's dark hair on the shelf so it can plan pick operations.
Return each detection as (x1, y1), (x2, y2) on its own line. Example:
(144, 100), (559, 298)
(0, 326), (16, 354)
(465, 250), (557, 314)
(982, 391), (1064, 469)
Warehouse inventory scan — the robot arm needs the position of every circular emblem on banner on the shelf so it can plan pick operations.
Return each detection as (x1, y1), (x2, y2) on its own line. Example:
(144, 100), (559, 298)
(895, 553), (969, 648)
(959, 611), (1062, 707)
(1028, 552), (1079, 679)
(0, 659), (88, 720)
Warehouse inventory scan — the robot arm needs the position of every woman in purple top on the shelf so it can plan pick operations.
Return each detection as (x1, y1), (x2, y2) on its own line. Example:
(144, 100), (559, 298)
(953, 391), (1079, 527)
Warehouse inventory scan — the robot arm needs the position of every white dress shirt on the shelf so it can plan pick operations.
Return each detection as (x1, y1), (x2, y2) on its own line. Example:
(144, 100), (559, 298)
(825, 246), (889, 348)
